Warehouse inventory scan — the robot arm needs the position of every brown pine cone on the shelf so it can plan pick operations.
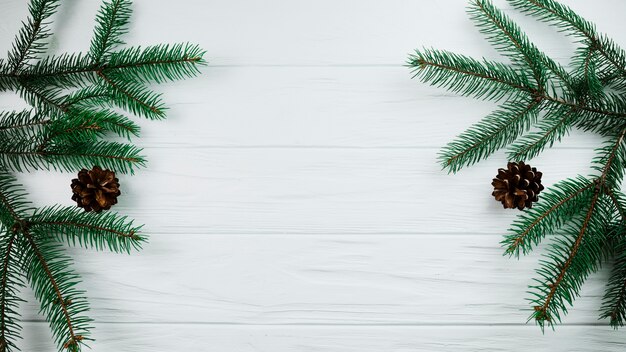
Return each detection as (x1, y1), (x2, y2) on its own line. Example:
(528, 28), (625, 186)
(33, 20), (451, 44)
(71, 166), (120, 212)
(492, 161), (544, 210)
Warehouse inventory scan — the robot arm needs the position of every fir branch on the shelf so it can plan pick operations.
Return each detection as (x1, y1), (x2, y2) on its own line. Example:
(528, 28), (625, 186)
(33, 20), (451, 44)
(0, 0), (204, 348)
(601, 235), (626, 328)
(63, 87), (113, 109)
(508, 0), (626, 79)
(590, 131), (626, 187)
(17, 83), (68, 117)
(408, 49), (535, 101)
(0, 174), (89, 349)
(15, 53), (95, 89)
(573, 45), (604, 100)
(440, 99), (539, 173)
(0, 232), (22, 352)
(541, 93), (626, 119)
(507, 0), (595, 39)
(412, 0), (626, 330)
(28, 206), (144, 253)
(530, 201), (610, 328)
(0, 174), (30, 352)
(34, 122), (104, 153)
(531, 130), (626, 328)
(469, 0), (544, 86)
(45, 141), (145, 174)
(7, 0), (60, 74)
(0, 134), (47, 173)
(30, 109), (140, 151)
(105, 43), (206, 84)
(0, 110), (49, 132)
(66, 109), (140, 140)
(19, 229), (91, 351)
(0, 139), (145, 174)
(471, 0), (575, 92)
(595, 35), (626, 87)
(0, 46), (205, 89)
(96, 71), (166, 119)
(506, 131), (626, 257)
(508, 105), (576, 161)
(0, 173), (32, 223)
(90, 0), (132, 63)
(605, 188), (626, 225)
(502, 176), (594, 257)
(408, 50), (626, 121)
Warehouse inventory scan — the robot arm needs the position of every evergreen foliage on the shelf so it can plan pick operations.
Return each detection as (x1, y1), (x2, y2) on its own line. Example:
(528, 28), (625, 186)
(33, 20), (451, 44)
(0, 0), (204, 350)
(409, 0), (626, 330)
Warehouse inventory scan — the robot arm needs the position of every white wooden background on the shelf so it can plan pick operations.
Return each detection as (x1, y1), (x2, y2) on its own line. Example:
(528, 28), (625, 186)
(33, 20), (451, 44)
(1, 0), (626, 350)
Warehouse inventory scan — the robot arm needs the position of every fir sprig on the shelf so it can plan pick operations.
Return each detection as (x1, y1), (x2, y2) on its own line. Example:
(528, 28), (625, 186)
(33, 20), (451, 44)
(0, 0), (204, 350)
(410, 0), (626, 330)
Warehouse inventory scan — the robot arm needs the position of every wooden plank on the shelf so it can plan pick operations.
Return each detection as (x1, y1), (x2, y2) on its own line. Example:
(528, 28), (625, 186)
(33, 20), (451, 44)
(0, 66), (605, 149)
(17, 234), (615, 325)
(128, 66), (607, 149)
(1, 0), (623, 66)
(20, 147), (597, 235)
(18, 323), (626, 351)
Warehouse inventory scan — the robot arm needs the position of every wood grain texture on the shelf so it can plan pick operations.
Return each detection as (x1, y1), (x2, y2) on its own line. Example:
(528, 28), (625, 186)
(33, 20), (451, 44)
(19, 147), (597, 235)
(0, 0), (624, 350)
(14, 234), (616, 325)
(16, 323), (626, 352)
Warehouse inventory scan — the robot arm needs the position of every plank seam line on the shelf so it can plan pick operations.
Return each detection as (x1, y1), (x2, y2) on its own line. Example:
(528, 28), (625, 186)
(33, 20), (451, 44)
(139, 146), (596, 151)
(17, 321), (612, 327)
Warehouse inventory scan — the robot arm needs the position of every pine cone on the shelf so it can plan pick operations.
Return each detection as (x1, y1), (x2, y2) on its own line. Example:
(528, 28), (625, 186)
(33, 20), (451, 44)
(71, 166), (120, 212)
(492, 161), (544, 210)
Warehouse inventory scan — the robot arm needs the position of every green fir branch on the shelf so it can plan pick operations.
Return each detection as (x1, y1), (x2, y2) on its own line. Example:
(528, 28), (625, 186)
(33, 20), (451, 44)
(96, 71), (166, 119)
(65, 109), (140, 140)
(601, 235), (626, 328)
(408, 48), (534, 101)
(105, 43), (206, 84)
(572, 46), (604, 100)
(0, 133), (145, 174)
(15, 53), (95, 89)
(19, 229), (91, 351)
(7, 0), (60, 73)
(440, 99), (539, 173)
(412, 0), (626, 329)
(469, 0), (545, 86)
(502, 176), (594, 257)
(90, 0), (132, 63)
(508, 0), (626, 79)
(28, 206), (145, 253)
(530, 197), (611, 329)
(0, 0), (204, 349)
(0, 175), (32, 351)
(0, 231), (24, 352)
(0, 110), (48, 132)
(507, 105), (576, 161)
(41, 140), (146, 174)
(530, 132), (626, 327)
(17, 84), (67, 117)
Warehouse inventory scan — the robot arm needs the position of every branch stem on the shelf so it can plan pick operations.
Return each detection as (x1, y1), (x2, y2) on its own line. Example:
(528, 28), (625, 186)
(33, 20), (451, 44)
(21, 229), (77, 342)
(417, 59), (626, 118)
(539, 129), (626, 319)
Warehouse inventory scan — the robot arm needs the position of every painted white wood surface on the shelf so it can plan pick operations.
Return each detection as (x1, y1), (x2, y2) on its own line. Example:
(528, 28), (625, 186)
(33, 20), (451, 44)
(0, 0), (625, 350)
